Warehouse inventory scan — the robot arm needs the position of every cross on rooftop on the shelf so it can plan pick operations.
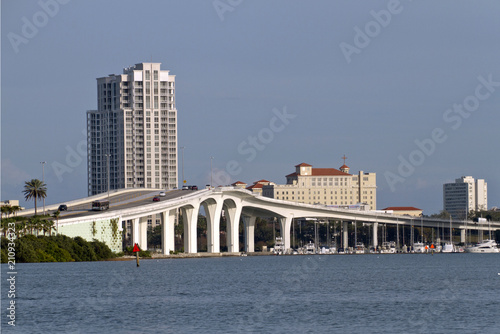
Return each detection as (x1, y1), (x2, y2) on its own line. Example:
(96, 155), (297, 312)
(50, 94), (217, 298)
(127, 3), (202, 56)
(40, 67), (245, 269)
(342, 154), (347, 165)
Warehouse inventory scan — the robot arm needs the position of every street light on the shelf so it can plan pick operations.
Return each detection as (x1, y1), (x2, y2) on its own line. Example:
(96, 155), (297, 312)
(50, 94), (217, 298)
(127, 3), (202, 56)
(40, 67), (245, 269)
(210, 156), (214, 188)
(104, 154), (110, 200)
(40, 161), (46, 215)
(180, 146), (185, 187)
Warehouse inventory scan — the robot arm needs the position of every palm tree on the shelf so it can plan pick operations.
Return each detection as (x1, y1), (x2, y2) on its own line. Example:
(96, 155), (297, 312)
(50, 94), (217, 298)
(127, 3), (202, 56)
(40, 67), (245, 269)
(1, 218), (11, 237)
(52, 210), (60, 235)
(10, 206), (22, 217)
(23, 179), (47, 215)
(1, 206), (10, 218)
(35, 218), (44, 236)
(27, 216), (40, 235)
(16, 220), (27, 238)
(42, 219), (55, 236)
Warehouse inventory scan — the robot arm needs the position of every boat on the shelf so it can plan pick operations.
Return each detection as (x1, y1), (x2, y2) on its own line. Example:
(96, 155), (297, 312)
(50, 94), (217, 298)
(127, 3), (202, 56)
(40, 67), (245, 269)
(380, 241), (396, 254)
(413, 242), (425, 253)
(430, 243), (442, 252)
(274, 237), (285, 255)
(305, 241), (315, 254)
(441, 243), (455, 253)
(465, 240), (500, 253)
(388, 241), (397, 253)
(380, 242), (390, 254)
(355, 242), (366, 254)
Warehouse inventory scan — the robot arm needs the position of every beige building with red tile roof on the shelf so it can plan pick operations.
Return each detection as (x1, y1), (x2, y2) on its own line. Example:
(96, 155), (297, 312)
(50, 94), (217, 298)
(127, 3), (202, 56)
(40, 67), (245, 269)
(245, 180), (272, 196)
(262, 163), (377, 209)
(231, 181), (247, 189)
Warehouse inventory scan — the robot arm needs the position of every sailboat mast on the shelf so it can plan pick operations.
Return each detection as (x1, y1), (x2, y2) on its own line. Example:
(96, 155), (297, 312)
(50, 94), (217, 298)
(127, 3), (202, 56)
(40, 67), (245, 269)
(421, 216), (424, 243)
(449, 216), (452, 244)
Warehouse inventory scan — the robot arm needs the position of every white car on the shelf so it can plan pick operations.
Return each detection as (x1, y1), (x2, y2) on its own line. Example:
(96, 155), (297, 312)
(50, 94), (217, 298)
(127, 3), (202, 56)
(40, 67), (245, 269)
(159, 191), (166, 197)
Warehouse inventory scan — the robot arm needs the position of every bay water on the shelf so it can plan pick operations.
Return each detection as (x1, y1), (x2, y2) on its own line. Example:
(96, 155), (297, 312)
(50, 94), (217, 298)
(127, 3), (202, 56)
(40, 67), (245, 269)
(2, 253), (499, 333)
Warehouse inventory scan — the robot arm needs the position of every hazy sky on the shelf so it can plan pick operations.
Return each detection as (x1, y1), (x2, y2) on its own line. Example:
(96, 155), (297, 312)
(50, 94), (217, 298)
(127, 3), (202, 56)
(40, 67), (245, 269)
(2, 0), (499, 215)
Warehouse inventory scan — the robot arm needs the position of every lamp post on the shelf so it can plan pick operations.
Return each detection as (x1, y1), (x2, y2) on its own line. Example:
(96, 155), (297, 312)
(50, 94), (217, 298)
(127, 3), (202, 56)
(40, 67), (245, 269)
(180, 146), (185, 187)
(210, 156), (214, 188)
(40, 161), (46, 215)
(104, 154), (110, 200)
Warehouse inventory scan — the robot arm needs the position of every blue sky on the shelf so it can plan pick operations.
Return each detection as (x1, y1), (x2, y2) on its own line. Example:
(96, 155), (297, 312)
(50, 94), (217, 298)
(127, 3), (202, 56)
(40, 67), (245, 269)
(2, 0), (499, 215)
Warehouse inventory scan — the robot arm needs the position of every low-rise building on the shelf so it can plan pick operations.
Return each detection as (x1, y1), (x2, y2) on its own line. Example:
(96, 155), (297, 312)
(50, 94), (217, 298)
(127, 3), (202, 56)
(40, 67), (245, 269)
(0, 200), (24, 211)
(381, 206), (422, 217)
(245, 180), (272, 196)
(231, 181), (247, 189)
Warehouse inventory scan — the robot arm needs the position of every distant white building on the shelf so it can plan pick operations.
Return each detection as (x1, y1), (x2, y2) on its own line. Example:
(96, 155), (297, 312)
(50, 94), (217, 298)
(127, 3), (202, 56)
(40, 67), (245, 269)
(443, 176), (487, 219)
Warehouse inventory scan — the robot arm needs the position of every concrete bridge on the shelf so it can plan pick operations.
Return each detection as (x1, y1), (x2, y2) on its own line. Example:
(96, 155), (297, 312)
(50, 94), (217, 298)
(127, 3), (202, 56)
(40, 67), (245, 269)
(55, 187), (500, 253)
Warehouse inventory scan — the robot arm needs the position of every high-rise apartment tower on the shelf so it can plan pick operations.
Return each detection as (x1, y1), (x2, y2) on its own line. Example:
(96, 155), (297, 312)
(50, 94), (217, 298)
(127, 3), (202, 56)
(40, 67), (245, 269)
(443, 176), (487, 219)
(87, 62), (178, 195)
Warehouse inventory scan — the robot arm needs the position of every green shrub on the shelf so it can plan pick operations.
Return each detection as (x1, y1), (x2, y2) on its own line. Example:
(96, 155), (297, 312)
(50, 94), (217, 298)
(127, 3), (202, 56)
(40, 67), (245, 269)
(0, 235), (116, 263)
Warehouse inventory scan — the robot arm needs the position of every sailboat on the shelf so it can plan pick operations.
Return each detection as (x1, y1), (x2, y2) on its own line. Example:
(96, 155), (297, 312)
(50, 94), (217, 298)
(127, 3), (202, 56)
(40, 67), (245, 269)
(442, 216), (455, 253)
(413, 217), (426, 253)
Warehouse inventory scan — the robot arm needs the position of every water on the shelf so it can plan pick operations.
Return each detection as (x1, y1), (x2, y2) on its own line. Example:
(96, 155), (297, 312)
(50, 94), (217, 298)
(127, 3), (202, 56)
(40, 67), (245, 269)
(2, 254), (499, 333)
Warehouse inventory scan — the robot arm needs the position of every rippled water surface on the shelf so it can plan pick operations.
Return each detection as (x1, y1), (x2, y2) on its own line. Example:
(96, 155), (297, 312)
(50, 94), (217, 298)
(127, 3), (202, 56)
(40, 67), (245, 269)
(2, 254), (499, 333)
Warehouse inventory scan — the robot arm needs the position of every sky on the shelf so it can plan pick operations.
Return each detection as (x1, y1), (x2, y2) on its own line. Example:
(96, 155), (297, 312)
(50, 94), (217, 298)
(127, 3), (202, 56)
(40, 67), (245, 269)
(1, 0), (499, 215)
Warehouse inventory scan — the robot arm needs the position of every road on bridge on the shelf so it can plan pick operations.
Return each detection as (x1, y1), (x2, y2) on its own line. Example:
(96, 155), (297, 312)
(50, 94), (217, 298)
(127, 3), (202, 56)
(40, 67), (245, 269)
(50, 189), (197, 220)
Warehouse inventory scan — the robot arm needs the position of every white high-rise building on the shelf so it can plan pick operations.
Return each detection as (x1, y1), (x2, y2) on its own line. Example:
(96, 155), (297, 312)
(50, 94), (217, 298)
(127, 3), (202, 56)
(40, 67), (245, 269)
(87, 62), (178, 196)
(443, 176), (487, 219)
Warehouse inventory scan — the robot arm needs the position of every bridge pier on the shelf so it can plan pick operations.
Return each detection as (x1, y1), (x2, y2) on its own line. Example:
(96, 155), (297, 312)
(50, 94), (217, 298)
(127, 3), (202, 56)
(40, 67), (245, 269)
(132, 218), (140, 248)
(460, 228), (466, 244)
(373, 222), (378, 249)
(161, 209), (176, 255)
(131, 217), (148, 251)
(343, 221), (348, 250)
(280, 216), (293, 251)
(139, 218), (148, 251)
(203, 200), (223, 253)
(224, 201), (242, 253)
(181, 204), (199, 253)
(243, 216), (256, 252)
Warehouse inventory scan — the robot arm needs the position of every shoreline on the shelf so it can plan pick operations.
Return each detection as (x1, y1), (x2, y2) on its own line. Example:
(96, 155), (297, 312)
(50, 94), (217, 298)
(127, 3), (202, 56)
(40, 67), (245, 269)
(110, 252), (273, 261)
(107, 250), (475, 261)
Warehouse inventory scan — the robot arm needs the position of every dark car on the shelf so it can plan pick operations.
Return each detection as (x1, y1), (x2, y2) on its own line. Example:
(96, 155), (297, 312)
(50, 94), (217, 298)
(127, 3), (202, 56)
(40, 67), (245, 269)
(153, 196), (160, 202)
(190, 185), (198, 190)
(58, 204), (67, 211)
